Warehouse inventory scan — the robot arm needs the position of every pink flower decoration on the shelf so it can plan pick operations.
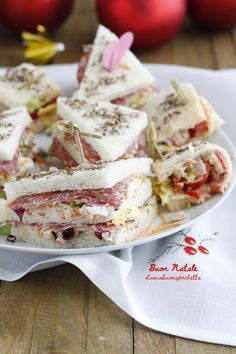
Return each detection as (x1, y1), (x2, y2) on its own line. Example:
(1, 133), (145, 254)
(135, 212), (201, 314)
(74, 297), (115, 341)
(102, 32), (134, 71)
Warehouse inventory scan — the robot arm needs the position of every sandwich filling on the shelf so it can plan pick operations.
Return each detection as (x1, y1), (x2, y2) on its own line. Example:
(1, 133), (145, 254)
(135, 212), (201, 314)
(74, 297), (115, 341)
(0, 128), (34, 186)
(0, 107), (34, 186)
(4, 197), (156, 247)
(49, 132), (146, 166)
(152, 147), (231, 211)
(9, 174), (151, 223)
(1, 174), (156, 246)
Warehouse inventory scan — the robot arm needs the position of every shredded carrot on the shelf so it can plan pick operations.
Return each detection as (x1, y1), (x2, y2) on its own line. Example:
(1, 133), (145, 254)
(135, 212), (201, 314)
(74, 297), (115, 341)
(32, 151), (47, 167)
(147, 222), (180, 236)
(158, 205), (167, 224)
(58, 210), (65, 220)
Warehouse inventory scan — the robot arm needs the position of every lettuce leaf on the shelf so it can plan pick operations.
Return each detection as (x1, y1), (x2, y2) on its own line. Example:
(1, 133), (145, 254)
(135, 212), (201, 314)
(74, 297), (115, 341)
(150, 177), (174, 204)
(0, 191), (6, 199)
(0, 224), (11, 236)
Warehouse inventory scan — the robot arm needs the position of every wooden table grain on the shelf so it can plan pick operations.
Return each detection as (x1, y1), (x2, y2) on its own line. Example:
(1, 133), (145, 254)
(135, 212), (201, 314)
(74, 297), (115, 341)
(0, 1), (236, 353)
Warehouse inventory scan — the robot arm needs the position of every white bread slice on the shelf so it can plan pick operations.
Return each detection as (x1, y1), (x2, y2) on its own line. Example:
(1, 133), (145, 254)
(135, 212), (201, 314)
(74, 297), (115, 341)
(73, 25), (155, 101)
(5, 158), (152, 203)
(56, 97), (147, 161)
(0, 106), (32, 160)
(0, 199), (20, 223)
(152, 141), (232, 183)
(143, 83), (223, 143)
(10, 197), (157, 248)
(0, 63), (60, 113)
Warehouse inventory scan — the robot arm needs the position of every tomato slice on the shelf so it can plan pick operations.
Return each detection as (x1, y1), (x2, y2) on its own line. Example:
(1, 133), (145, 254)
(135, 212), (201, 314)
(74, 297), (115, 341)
(189, 121), (208, 138)
(185, 190), (201, 199)
(184, 170), (209, 190)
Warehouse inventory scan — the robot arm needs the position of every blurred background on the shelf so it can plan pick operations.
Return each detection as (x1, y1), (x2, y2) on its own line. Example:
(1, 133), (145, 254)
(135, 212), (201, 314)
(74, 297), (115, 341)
(0, 0), (235, 68)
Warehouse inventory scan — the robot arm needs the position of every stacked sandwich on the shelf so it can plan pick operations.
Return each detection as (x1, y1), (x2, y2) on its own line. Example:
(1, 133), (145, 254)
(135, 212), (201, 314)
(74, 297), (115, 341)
(143, 81), (223, 153)
(49, 97), (148, 166)
(0, 106), (34, 187)
(151, 141), (232, 211)
(1, 158), (157, 247)
(0, 63), (60, 132)
(75, 25), (157, 109)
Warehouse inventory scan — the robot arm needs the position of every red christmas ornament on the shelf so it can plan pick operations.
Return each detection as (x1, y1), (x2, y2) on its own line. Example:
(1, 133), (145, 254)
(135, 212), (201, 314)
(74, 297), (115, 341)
(184, 236), (196, 245)
(198, 245), (209, 254)
(0, 0), (74, 34)
(96, 0), (186, 50)
(188, 0), (236, 31)
(184, 246), (197, 255)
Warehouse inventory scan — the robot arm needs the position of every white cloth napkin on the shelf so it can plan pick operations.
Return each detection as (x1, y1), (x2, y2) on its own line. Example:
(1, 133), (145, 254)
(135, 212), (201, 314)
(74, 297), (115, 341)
(1, 66), (236, 346)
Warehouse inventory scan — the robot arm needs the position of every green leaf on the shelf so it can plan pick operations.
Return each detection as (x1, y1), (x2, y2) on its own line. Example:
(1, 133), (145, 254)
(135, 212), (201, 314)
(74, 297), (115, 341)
(0, 191), (6, 199)
(0, 224), (11, 236)
(21, 144), (30, 157)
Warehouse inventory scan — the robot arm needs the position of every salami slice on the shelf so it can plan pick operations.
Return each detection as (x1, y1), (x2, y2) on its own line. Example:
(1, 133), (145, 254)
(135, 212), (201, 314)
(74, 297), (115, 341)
(11, 178), (129, 211)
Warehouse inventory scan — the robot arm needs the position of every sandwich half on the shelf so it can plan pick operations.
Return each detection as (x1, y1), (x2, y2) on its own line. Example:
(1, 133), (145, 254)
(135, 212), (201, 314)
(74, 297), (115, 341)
(144, 82), (223, 153)
(2, 158), (157, 248)
(152, 141), (232, 211)
(0, 107), (34, 187)
(74, 25), (157, 109)
(49, 97), (148, 166)
(0, 63), (60, 132)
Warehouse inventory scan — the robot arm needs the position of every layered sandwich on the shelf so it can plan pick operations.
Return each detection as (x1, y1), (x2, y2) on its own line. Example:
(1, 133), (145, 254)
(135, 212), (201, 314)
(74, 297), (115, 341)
(152, 141), (232, 211)
(49, 97), (148, 166)
(0, 107), (34, 187)
(74, 25), (157, 109)
(2, 158), (157, 248)
(0, 63), (60, 132)
(144, 82), (223, 153)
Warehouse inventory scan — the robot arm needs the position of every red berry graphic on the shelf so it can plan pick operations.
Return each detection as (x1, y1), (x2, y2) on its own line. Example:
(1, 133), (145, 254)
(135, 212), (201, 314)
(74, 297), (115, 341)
(184, 236), (196, 245)
(198, 245), (209, 255)
(184, 246), (197, 255)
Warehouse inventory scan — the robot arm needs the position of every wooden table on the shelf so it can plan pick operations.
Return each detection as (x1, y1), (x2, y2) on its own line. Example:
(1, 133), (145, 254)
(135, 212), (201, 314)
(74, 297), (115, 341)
(0, 2), (236, 353)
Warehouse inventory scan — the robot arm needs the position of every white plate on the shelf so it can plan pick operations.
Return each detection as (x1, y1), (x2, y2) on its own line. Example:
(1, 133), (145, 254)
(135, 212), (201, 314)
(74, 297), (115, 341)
(0, 64), (235, 255)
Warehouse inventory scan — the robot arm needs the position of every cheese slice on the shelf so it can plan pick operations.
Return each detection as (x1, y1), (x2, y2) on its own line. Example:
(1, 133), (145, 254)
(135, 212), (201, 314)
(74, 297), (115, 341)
(0, 106), (32, 161)
(57, 97), (148, 161)
(73, 25), (155, 101)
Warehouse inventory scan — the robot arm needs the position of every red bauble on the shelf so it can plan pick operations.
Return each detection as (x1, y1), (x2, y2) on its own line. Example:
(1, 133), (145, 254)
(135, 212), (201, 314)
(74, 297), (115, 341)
(96, 0), (186, 50)
(188, 0), (236, 31)
(0, 0), (74, 33)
